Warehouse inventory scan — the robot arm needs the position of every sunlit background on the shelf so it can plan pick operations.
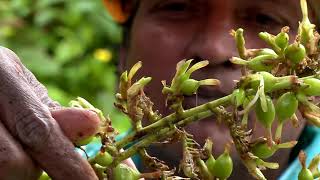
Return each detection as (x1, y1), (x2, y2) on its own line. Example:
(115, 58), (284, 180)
(0, 0), (131, 133)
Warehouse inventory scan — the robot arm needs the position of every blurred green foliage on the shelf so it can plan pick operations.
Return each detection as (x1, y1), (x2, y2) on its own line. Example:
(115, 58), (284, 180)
(0, 0), (131, 133)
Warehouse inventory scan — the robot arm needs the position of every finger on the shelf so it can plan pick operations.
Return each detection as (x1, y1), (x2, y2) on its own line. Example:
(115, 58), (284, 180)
(0, 120), (41, 180)
(0, 48), (98, 179)
(1, 47), (60, 108)
(2, 48), (101, 142)
(51, 108), (101, 143)
(3, 47), (101, 142)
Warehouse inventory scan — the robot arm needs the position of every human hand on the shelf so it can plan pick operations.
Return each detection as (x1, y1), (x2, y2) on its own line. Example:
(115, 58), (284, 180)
(0, 47), (100, 180)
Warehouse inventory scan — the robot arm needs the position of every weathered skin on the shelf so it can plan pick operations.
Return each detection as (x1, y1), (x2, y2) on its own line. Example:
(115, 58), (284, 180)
(51, 108), (101, 143)
(0, 47), (98, 180)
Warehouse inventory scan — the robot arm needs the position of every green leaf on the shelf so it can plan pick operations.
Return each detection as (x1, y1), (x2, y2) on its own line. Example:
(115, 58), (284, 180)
(54, 38), (84, 64)
(17, 47), (61, 77)
(34, 8), (60, 27)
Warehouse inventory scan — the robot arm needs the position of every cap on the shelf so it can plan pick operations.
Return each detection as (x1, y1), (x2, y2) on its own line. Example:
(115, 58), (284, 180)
(103, 0), (130, 23)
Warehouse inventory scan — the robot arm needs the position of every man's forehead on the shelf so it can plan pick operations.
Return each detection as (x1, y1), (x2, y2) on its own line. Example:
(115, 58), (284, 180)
(137, 0), (301, 10)
(137, 0), (301, 15)
(105, 0), (320, 24)
(138, 0), (298, 4)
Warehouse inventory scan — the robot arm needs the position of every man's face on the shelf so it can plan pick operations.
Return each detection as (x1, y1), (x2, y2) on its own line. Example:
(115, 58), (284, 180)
(121, 0), (310, 178)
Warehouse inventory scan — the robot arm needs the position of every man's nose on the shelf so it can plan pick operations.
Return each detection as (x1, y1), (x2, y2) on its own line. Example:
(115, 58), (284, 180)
(186, 12), (237, 66)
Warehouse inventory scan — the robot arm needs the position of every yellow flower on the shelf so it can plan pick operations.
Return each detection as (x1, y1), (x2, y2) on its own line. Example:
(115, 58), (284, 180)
(94, 48), (112, 63)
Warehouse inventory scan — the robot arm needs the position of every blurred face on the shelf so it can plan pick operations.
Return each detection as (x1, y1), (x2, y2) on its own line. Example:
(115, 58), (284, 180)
(120, 0), (314, 179)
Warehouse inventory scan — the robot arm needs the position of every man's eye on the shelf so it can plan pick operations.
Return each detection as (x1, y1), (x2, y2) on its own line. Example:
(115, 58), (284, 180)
(239, 11), (286, 32)
(151, 0), (196, 21)
(159, 2), (189, 12)
(155, 0), (193, 15)
(255, 13), (282, 26)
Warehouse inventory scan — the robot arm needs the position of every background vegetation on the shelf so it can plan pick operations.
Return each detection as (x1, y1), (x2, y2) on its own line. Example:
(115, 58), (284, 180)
(0, 0), (131, 133)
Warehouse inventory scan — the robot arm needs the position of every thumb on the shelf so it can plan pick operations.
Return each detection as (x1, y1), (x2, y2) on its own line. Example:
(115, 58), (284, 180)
(51, 108), (101, 143)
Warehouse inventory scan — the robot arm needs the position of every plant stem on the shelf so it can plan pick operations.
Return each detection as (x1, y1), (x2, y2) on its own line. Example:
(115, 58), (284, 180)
(115, 74), (297, 150)
(141, 94), (232, 133)
(112, 73), (306, 173)
(113, 110), (217, 165)
(115, 94), (232, 149)
(112, 127), (175, 166)
(271, 76), (297, 91)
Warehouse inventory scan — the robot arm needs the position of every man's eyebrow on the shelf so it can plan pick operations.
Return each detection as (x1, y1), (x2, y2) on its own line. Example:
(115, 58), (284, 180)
(254, 0), (293, 5)
(238, 0), (295, 6)
(236, 0), (299, 14)
(141, 0), (201, 7)
(139, 0), (162, 9)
